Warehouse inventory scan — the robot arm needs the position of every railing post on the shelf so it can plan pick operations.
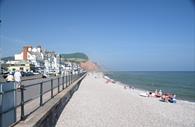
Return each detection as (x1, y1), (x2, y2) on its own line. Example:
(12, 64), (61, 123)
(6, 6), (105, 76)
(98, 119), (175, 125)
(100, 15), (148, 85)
(58, 77), (60, 93)
(72, 73), (74, 83)
(51, 79), (53, 98)
(40, 82), (43, 106)
(71, 73), (73, 83)
(62, 76), (64, 90)
(72, 74), (74, 83)
(69, 73), (71, 86)
(66, 74), (67, 88)
(20, 85), (25, 120)
(71, 73), (72, 84)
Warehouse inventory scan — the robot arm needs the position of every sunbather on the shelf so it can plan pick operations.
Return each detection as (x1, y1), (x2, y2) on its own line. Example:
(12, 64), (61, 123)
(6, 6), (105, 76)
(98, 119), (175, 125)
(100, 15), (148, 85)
(169, 94), (177, 103)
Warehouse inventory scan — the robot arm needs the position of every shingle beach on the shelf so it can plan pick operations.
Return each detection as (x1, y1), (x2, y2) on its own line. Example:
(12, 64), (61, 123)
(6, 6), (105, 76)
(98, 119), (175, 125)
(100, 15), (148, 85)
(56, 72), (195, 127)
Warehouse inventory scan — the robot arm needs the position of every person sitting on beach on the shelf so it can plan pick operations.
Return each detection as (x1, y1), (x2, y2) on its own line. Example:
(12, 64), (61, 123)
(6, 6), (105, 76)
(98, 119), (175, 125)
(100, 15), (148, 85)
(129, 86), (135, 90)
(148, 91), (156, 97)
(6, 72), (14, 82)
(155, 90), (163, 97)
(146, 91), (149, 97)
(161, 94), (169, 102)
(155, 89), (158, 95)
(161, 93), (173, 102)
(155, 89), (162, 98)
(159, 90), (162, 96)
(149, 92), (152, 97)
(151, 92), (155, 97)
(169, 94), (177, 103)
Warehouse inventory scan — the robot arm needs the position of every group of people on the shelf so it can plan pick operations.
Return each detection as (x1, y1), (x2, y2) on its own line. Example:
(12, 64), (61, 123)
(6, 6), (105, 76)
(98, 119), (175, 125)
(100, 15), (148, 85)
(124, 85), (135, 90)
(161, 93), (177, 103)
(146, 89), (162, 97)
(6, 70), (22, 88)
(146, 89), (177, 103)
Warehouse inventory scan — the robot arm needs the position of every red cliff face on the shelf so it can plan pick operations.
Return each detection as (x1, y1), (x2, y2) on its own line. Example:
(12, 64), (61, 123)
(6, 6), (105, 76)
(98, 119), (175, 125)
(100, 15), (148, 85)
(80, 61), (98, 71)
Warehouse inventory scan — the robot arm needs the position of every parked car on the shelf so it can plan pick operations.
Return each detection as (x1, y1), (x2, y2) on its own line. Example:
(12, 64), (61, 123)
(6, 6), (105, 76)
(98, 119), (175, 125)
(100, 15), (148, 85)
(33, 72), (40, 75)
(42, 73), (48, 78)
(21, 72), (35, 77)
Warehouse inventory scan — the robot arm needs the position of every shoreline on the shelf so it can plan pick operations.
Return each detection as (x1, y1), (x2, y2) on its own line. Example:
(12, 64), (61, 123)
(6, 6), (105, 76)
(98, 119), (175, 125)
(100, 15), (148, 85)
(120, 82), (195, 104)
(103, 72), (195, 104)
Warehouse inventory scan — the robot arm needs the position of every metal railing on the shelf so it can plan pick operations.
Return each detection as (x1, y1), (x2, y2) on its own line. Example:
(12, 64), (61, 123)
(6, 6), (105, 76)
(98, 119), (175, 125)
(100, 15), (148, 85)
(0, 72), (86, 126)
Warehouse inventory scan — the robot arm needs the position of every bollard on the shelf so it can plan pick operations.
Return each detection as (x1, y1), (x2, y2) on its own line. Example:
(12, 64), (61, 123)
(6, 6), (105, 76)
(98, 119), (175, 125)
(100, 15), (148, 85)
(40, 82), (43, 106)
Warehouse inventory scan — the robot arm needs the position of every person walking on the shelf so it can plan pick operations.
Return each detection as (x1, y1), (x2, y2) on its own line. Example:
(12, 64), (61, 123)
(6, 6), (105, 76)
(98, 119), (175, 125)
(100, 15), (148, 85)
(14, 70), (22, 88)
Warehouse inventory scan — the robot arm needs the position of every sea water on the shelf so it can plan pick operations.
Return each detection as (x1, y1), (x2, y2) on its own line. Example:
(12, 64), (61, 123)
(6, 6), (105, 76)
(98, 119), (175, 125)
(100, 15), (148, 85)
(105, 71), (195, 102)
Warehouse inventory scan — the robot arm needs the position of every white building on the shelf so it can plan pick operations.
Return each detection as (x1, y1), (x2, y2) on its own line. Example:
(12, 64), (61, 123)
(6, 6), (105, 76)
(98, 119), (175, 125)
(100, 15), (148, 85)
(44, 51), (60, 74)
(14, 46), (44, 72)
(14, 45), (62, 74)
(15, 46), (44, 61)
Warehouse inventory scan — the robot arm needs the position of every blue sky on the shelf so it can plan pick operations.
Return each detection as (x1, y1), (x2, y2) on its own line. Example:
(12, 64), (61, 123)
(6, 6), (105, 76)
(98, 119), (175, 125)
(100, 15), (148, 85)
(0, 0), (195, 71)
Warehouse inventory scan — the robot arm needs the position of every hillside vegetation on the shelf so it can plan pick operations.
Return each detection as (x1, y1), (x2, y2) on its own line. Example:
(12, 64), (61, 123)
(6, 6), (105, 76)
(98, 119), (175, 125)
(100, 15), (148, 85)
(60, 52), (89, 62)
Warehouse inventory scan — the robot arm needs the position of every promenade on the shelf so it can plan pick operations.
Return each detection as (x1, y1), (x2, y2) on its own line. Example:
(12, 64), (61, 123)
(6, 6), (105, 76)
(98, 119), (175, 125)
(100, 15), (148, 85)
(56, 72), (195, 127)
(0, 73), (82, 127)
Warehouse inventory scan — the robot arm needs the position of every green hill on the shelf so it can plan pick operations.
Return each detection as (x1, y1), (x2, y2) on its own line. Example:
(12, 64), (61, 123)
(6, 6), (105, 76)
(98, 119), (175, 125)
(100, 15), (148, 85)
(60, 52), (88, 62)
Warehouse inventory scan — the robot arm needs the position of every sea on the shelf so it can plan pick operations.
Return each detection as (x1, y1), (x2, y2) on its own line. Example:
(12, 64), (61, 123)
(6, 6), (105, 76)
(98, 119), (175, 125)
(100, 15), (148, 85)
(104, 71), (195, 102)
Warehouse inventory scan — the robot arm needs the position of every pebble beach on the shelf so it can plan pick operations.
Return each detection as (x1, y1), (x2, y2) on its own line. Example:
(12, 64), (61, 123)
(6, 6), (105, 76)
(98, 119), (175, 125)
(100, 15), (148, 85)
(56, 72), (195, 127)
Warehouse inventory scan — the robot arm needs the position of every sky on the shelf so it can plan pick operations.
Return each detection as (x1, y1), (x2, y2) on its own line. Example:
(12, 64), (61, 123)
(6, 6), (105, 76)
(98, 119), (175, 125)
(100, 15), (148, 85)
(0, 0), (195, 71)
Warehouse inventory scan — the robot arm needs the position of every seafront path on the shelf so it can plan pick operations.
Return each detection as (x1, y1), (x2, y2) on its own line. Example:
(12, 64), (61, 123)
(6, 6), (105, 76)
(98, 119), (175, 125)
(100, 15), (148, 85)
(56, 72), (195, 127)
(15, 76), (60, 121)
(15, 74), (79, 122)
